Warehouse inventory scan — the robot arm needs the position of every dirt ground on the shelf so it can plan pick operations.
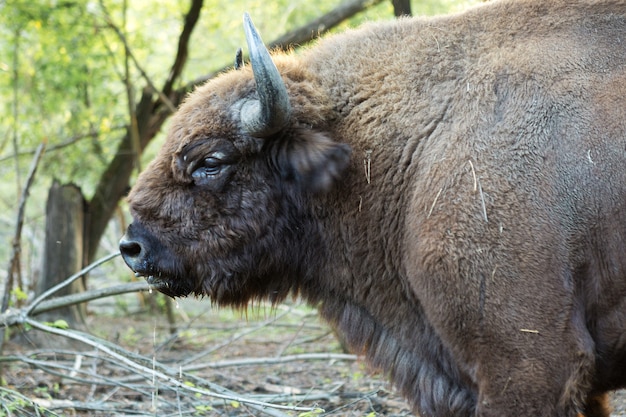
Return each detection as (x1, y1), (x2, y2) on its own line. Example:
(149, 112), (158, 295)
(3, 298), (412, 416)
(3, 296), (626, 416)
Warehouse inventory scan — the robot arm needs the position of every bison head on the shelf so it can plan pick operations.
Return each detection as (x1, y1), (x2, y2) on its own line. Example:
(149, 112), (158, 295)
(119, 14), (350, 305)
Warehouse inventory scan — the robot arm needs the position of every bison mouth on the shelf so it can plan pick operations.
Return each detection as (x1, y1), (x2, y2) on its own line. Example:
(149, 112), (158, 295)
(138, 273), (189, 298)
(119, 222), (197, 298)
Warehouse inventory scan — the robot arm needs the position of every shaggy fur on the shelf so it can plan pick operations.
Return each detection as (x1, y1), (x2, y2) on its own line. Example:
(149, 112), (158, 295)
(120, 1), (626, 415)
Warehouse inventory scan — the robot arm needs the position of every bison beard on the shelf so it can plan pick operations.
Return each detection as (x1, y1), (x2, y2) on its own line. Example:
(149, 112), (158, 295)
(120, 1), (626, 416)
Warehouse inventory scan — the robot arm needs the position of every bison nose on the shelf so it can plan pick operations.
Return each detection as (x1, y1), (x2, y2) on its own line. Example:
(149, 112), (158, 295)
(119, 235), (147, 274)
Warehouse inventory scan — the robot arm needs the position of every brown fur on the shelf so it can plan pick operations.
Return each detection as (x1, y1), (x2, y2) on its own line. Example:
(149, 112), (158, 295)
(121, 1), (626, 415)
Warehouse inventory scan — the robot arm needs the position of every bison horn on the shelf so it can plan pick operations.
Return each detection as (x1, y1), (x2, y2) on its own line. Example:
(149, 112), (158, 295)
(241, 12), (291, 137)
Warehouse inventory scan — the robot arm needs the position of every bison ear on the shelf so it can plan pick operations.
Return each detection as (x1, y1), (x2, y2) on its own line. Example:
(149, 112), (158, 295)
(280, 128), (351, 193)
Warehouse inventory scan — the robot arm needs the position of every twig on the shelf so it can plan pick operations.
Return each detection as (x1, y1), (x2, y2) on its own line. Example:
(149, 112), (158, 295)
(185, 352), (358, 371)
(468, 160), (477, 192)
(2, 354), (161, 400)
(520, 328), (540, 334)
(179, 307), (293, 365)
(162, 0), (203, 98)
(468, 160), (488, 222)
(26, 252), (121, 316)
(477, 180), (488, 223)
(10, 28), (22, 190)
(32, 398), (134, 414)
(0, 386), (62, 416)
(23, 319), (317, 416)
(322, 389), (382, 415)
(0, 281), (150, 328)
(427, 187), (443, 219)
(0, 126), (126, 163)
(98, 1), (177, 114)
(3, 142), (46, 308)
(364, 150), (372, 184)
(0, 141), (46, 360)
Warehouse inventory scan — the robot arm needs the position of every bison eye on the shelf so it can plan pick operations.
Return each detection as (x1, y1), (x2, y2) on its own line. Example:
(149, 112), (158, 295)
(202, 157), (222, 173)
(191, 154), (226, 180)
(180, 144), (239, 186)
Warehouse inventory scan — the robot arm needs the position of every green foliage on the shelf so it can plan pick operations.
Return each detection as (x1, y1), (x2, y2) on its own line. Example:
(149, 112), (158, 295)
(43, 319), (69, 329)
(298, 408), (324, 417)
(0, 1), (185, 196)
(193, 404), (214, 415)
(0, 386), (60, 417)
(10, 287), (28, 304)
(413, 0), (481, 16)
(120, 326), (140, 344)
(33, 382), (60, 400)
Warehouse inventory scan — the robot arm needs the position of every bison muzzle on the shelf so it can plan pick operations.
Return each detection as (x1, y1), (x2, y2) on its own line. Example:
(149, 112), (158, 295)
(120, 1), (626, 415)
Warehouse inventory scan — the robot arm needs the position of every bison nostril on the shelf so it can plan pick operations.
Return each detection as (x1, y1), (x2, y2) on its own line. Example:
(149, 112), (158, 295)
(119, 236), (146, 272)
(120, 240), (142, 257)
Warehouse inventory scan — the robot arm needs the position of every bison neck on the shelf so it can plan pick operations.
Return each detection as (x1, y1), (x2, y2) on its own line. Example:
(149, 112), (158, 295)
(294, 160), (476, 415)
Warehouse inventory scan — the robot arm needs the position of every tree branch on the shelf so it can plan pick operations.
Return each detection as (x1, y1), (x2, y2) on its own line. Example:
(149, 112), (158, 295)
(99, 0), (177, 113)
(0, 126), (126, 163)
(163, 0), (204, 97)
(0, 253), (128, 328)
(269, 0), (385, 49)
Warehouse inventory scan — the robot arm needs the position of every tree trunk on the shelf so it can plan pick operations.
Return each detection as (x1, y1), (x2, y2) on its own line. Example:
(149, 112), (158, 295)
(38, 181), (87, 326)
(392, 0), (412, 17)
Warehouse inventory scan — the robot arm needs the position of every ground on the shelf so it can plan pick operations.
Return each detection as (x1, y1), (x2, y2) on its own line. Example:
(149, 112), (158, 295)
(2, 296), (626, 416)
(2, 297), (413, 416)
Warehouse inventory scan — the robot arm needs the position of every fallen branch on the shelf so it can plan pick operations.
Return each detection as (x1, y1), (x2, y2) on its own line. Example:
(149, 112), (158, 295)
(22, 319), (319, 416)
(31, 398), (133, 414)
(0, 386), (62, 417)
(26, 252), (121, 317)
(0, 281), (149, 328)
(186, 352), (358, 371)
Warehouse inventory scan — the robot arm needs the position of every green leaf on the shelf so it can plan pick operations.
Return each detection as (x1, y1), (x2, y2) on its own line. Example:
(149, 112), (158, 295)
(298, 409), (324, 417)
(44, 319), (69, 329)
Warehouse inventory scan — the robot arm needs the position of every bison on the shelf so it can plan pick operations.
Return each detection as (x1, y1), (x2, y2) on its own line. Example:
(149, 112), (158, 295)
(119, 0), (626, 415)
